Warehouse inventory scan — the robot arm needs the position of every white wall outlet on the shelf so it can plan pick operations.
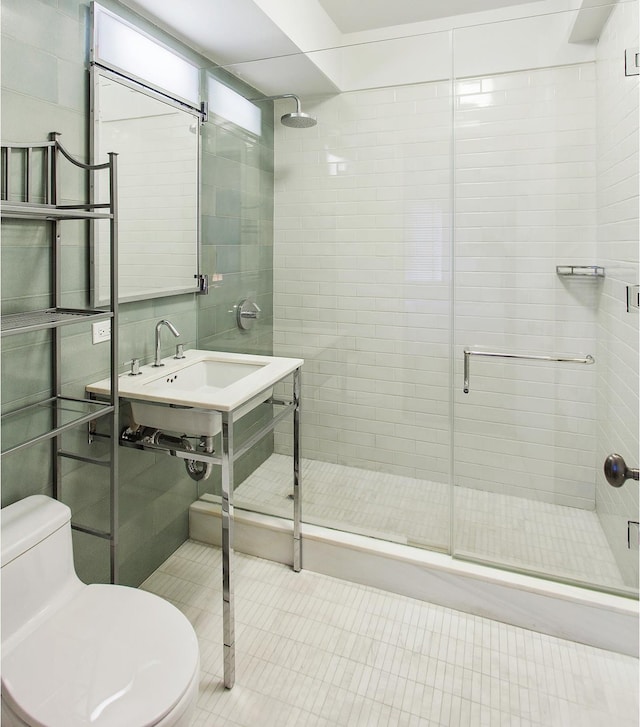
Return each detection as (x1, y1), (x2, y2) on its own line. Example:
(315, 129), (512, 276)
(92, 319), (111, 344)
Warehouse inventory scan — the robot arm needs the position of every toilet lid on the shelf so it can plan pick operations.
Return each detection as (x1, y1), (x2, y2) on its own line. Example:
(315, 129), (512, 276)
(1, 584), (199, 727)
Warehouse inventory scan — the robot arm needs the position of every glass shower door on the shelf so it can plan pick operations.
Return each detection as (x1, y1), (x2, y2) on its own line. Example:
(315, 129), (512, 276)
(224, 34), (455, 555)
(451, 6), (639, 596)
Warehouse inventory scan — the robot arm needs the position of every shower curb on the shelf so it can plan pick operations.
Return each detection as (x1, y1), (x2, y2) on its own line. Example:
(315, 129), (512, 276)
(190, 497), (639, 657)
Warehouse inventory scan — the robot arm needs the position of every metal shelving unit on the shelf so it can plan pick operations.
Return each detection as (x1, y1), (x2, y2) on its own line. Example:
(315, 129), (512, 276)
(1, 308), (112, 335)
(1, 132), (120, 582)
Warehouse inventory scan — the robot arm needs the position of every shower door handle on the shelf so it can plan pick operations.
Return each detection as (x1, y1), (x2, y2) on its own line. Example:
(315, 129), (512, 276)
(604, 454), (639, 488)
(462, 349), (594, 393)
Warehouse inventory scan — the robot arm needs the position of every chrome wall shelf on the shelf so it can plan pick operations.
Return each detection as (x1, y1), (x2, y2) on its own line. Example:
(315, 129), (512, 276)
(556, 265), (605, 277)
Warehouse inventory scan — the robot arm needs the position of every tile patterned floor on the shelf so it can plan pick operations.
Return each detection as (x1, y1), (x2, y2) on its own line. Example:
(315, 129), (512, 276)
(233, 454), (628, 591)
(141, 540), (639, 727)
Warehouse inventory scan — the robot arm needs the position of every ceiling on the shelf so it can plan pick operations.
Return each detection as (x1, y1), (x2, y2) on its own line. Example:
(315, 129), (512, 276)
(116, 0), (590, 97)
(318, 0), (544, 33)
(118, 0), (300, 66)
(118, 0), (557, 66)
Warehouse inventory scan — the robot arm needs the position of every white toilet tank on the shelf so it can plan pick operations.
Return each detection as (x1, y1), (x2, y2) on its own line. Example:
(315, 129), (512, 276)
(1, 495), (84, 649)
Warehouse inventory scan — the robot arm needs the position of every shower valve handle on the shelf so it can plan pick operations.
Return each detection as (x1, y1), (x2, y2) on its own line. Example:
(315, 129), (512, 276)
(604, 453), (639, 488)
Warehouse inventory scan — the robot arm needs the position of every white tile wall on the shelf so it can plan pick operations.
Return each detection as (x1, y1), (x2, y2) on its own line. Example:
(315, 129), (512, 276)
(273, 82), (453, 520)
(595, 0), (639, 589)
(454, 63), (599, 508)
(274, 62), (601, 521)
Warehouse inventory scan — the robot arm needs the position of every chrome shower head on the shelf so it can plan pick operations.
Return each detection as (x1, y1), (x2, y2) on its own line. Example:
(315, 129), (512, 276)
(280, 111), (317, 128)
(250, 93), (317, 128)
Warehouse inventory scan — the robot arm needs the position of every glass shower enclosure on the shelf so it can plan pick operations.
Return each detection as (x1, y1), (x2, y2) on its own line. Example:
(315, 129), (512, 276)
(213, 2), (638, 599)
(451, 10), (638, 594)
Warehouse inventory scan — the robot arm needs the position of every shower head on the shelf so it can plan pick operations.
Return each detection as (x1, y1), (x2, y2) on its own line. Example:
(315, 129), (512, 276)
(251, 93), (317, 128)
(280, 110), (317, 128)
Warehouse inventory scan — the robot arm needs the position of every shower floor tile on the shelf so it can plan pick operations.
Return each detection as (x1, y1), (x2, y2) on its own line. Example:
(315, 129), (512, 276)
(141, 540), (639, 727)
(234, 454), (628, 591)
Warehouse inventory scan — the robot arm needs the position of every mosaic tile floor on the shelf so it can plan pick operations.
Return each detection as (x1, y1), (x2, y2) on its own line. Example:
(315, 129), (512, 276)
(141, 540), (639, 727)
(233, 454), (627, 591)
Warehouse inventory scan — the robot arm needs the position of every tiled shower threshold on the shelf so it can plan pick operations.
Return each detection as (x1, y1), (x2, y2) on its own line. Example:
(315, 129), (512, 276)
(190, 455), (638, 657)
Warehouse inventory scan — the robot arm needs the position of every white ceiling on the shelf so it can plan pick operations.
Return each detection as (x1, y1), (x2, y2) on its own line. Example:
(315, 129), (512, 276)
(118, 0), (300, 66)
(318, 0), (544, 33)
(116, 0), (587, 97)
(117, 0), (557, 66)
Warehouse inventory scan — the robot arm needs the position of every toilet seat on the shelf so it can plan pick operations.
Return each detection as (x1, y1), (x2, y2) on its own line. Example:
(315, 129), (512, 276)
(1, 584), (199, 727)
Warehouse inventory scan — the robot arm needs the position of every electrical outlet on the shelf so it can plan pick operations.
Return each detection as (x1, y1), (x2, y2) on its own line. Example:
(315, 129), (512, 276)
(92, 320), (111, 344)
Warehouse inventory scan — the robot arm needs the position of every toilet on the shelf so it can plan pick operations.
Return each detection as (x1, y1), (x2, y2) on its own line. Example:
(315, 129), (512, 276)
(1, 495), (200, 727)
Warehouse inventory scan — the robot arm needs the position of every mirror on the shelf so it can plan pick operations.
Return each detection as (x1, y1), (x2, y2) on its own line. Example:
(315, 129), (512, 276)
(92, 70), (200, 304)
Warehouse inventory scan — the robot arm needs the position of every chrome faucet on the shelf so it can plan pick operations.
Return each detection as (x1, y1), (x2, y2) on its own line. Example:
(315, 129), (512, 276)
(153, 319), (180, 367)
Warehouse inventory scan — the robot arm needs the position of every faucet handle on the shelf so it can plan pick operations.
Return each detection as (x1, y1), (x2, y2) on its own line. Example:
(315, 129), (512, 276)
(236, 298), (261, 330)
(127, 358), (142, 376)
(174, 344), (186, 359)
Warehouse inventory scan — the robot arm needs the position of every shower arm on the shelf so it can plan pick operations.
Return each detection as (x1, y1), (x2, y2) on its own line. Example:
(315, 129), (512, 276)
(250, 94), (302, 113)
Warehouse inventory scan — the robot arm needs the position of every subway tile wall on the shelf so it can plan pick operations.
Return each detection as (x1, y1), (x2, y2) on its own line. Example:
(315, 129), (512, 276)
(453, 63), (599, 509)
(1, 0), (274, 586)
(273, 61), (601, 514)
(197, 79), (276, 495)
(0, 0), (204, 586)
(272, 84), (453, 507)
(198, 80), (275, 360)
(594, 0), (639, 588)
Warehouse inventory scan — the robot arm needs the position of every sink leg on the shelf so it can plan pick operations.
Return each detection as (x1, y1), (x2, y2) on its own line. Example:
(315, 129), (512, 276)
(221, 412), (235, 689)
(293, 367), (302, 572)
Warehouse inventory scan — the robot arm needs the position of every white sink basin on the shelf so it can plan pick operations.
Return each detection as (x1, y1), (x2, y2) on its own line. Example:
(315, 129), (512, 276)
(86, 350), (303, 436)
(145, 359), (265, 395)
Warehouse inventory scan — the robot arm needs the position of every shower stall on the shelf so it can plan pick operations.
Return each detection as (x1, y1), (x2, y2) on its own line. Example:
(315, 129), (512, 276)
(196, 0), (638, 631)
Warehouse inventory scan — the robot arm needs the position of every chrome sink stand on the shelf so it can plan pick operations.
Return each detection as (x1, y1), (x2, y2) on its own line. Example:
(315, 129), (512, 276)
(221, 366), (301, 687)
(116, 366), (302, 689)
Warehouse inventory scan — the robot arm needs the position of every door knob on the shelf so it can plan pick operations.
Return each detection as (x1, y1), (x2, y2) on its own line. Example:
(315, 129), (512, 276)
(604, 453), (640, 488)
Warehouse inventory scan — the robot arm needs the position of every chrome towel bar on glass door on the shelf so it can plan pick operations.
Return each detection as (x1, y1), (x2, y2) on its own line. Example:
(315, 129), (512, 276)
(463, 349), (595, 393)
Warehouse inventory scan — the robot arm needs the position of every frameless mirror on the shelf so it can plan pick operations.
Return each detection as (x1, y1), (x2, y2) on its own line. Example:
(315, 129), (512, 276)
(92, 69), (200, 304)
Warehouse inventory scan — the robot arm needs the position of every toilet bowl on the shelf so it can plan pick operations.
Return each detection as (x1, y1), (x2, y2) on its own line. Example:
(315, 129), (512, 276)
(1, 495), (200, 727)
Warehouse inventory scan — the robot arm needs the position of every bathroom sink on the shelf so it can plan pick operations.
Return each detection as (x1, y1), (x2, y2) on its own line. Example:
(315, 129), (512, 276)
(86, 350), (303, 436)
(144, 359), (264, 396)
